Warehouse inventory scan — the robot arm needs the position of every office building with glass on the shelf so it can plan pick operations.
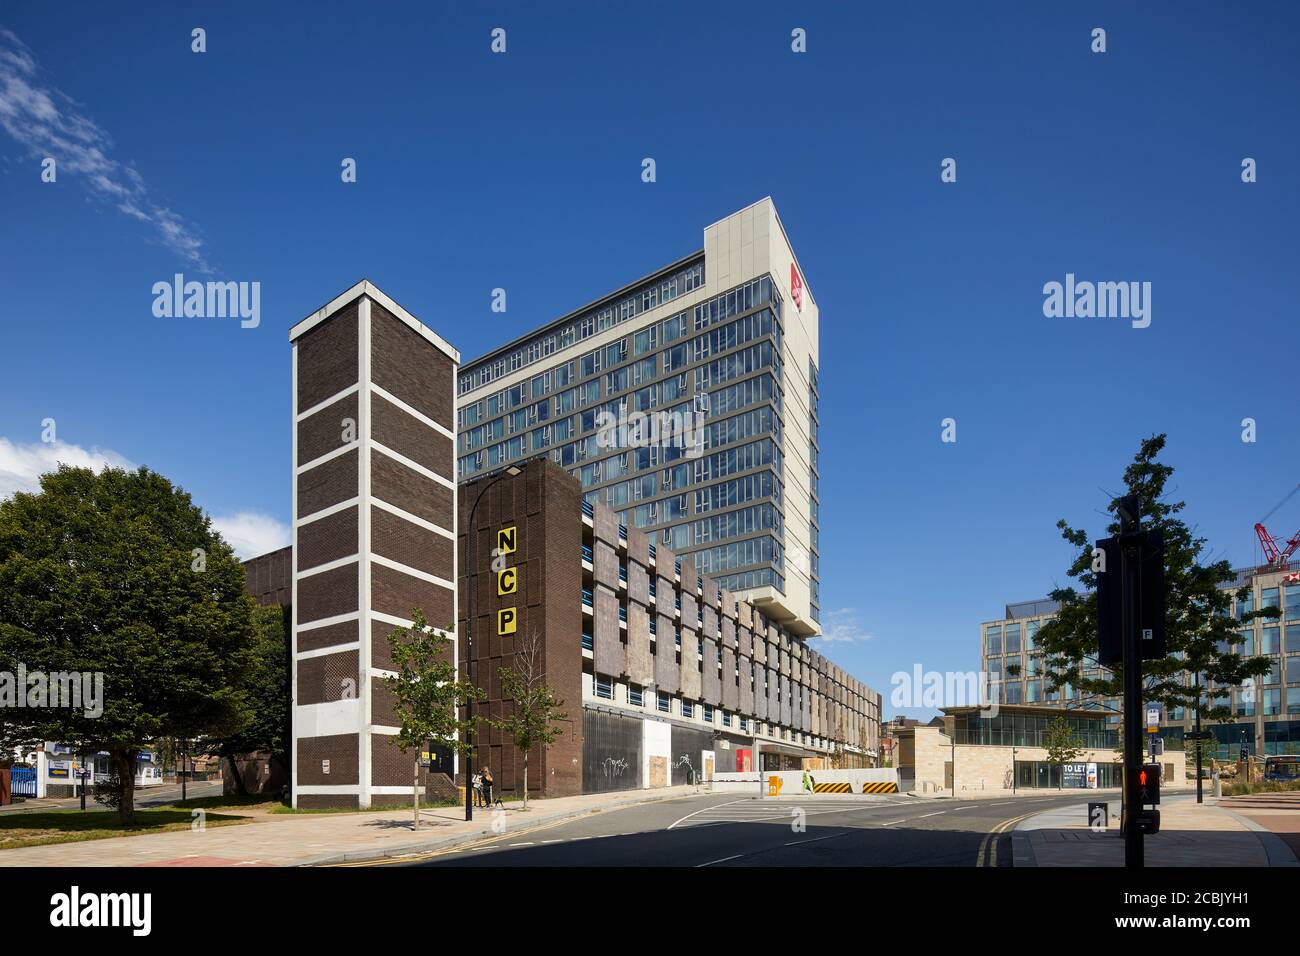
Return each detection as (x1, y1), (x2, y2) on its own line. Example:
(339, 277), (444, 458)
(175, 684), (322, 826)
(981, 563), (1300, 761)
(455, 198), (821, 637)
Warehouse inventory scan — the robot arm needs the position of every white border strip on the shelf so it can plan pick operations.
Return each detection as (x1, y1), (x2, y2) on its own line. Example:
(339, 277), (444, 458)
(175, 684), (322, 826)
(371, 497), (454, 540)
(372, 553), (454, 591)
(372, 383), (455, 441)
(296, 382), (360, 423)
(372, 440), (456, 491)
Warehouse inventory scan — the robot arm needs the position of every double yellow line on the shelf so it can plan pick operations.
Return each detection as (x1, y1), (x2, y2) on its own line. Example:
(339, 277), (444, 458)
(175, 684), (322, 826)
(976, 809), (1037, 867)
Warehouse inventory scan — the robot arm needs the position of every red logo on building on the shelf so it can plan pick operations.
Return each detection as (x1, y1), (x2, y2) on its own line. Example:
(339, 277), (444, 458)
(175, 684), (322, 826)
(790, 263), (803, 312)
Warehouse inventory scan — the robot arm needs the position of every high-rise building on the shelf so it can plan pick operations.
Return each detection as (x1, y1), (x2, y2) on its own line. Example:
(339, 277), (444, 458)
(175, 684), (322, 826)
(455, 198), (821, 636)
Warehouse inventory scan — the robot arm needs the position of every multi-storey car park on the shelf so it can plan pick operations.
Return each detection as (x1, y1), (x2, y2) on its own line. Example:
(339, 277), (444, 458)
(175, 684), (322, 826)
(458, 459), (880, 798)
(455, 198), (822, 638)
(981, 564), (1300, 762)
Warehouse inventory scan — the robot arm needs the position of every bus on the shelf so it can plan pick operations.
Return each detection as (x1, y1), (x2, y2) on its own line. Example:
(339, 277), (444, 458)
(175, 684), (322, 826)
(1263, 755), (1300, 782)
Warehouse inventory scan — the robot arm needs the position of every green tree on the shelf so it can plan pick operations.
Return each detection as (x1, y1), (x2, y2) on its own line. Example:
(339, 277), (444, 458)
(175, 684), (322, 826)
(489, 627), (567, 811)
(0, 465), (255, 824)
(1033, 435), (1272, 726)
(383, 609), (481, 829)
(206, 604), (290, 796)
(1042, 717), (1085, 787)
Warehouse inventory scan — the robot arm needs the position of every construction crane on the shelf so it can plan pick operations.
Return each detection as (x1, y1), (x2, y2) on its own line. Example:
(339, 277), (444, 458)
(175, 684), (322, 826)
(1255, 483), (1300, 569)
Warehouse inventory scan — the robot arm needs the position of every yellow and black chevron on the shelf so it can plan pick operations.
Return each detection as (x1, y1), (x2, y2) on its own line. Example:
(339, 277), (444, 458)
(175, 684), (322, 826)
(862, 781), (899, 794)
(811, 782), (853, 793)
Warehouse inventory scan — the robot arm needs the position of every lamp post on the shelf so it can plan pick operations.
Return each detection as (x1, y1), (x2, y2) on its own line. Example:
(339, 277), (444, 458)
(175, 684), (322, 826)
(463, 465), (522, 822)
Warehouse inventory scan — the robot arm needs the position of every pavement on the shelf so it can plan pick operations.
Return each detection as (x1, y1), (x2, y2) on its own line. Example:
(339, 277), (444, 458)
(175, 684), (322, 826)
(1012, 792), (1300, 867)
(0, 784), (709, 867)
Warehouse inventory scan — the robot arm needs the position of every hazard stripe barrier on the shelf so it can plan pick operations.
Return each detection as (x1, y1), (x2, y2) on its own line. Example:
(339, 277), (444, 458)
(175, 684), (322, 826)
(811, 782), (853, 793)
(862, 781), (899, 794)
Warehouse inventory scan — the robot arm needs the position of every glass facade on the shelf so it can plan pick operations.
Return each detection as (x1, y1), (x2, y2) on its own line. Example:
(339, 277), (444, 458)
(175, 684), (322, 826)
(459, 268), (792, 598)
(953, 711), (1118, 749)
(983, 573), (1300, 755)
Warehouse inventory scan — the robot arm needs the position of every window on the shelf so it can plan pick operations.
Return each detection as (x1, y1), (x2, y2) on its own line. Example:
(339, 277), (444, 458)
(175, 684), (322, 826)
(595, 675), (613, 700)
(628, 684), (643, 707)
(722, 712), (732, 728)
(703, 704), (714, 723)
(682, 700), (694, 718)
(657, 692), (671, 714)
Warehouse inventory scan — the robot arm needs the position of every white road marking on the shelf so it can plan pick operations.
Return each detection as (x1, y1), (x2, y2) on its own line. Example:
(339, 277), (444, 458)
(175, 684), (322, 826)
(784, 832), (844, 847)
(915, 811), (946, 818)
(949, 806), (975, 811)
(508, 842), (535, 847)
(697, 853), (743, 867)
(667, 799), (754, 829)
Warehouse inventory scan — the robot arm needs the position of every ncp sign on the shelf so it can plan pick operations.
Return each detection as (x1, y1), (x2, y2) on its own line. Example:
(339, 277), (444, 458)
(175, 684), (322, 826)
(789, 263), (803, 312)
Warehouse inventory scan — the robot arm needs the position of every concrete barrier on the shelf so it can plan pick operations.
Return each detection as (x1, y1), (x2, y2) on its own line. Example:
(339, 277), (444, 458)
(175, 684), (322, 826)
(712, 768), (899, 796)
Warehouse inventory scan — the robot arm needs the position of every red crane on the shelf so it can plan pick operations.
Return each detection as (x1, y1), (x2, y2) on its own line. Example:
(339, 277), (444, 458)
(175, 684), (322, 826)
(1255, 483), (1300, 569)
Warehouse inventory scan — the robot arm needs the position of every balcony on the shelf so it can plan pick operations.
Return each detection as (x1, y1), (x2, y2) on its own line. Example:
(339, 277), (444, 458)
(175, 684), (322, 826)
(582, 632), (594, 651)
(581, 499), (595, 518)
(581, 545), (593, 563)
(581, 588), (593, 607)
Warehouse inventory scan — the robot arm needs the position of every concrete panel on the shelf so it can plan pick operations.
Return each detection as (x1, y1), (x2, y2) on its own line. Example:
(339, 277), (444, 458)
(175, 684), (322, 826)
(719, 588), (736, 621)
(681, 590), (698, 630)
(655, 575), (675, 618)
(679, 558), (697, 595)
(781, 675), (792, 727)
(593, 540), (618, 590)
(626, 525), (649, 568)
(628, 559), (650, 606)
(702, 605), (719, 640)
(593, 500), (620, 547)
(752, 635), (767, 665)
(701, 637), (721, 705)
(654, 614), (679, 694)
(738, 656), (755, 715)
(626, 603), (654, 686)
(679, 627), (701, 700)
(766, 667), (779, 724)
(720, 614), (736, 650)
(780, 649), (791, 678)
(737, 600), (752, 630)
(721, 645), (738, 711)
(593, 584), (624, 677)
(738, 625), (752, 658)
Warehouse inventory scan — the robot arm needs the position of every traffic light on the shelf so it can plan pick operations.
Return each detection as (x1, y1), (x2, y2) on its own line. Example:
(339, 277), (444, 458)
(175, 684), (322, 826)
(1136, 763), (1161, 806)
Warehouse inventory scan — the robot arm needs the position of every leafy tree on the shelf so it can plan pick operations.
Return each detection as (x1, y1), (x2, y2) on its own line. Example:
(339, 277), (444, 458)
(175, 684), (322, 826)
(0, 465), (255, 823)
(489, 627), (567, 811)
(383, 609), (481, 829)
(1042, 717), (1085, 787)
(1033, 435), (1272, 728)
(206, 604), (290, 795)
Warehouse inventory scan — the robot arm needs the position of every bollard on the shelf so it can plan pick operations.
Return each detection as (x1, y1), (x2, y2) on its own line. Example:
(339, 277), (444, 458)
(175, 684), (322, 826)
(1212, 772), (1221, 798)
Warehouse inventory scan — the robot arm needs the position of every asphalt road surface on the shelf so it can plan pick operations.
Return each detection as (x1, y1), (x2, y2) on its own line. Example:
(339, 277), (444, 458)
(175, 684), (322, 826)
(387, 790), (1119, 867)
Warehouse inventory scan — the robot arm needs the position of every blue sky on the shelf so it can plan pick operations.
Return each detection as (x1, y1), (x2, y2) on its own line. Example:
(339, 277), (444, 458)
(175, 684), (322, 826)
(1, 2), (1297, 717)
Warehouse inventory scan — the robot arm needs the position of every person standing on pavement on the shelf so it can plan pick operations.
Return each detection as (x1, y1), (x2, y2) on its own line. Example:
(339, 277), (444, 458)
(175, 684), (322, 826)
(472, 771), (483, 808)
(481, 766), (494, 807)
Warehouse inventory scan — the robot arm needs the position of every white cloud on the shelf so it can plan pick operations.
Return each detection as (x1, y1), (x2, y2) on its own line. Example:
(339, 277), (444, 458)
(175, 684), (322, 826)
(0, 436), (134, 499)
(812, 607), (874, 644)
(210, 511), (290, 560)
(0, 27), (210, 270)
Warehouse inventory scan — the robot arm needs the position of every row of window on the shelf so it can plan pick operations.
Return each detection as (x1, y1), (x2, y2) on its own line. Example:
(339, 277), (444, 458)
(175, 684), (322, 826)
(458, 260), (705, 394)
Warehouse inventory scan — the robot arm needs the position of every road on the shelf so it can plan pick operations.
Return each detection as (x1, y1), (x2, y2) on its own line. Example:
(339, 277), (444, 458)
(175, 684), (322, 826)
(385, 790), (1119, 867)
(0, 779), (222, 814)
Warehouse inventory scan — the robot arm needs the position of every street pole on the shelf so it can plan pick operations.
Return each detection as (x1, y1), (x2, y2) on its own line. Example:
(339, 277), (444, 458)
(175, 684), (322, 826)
(1012, 746), (1017, 794)
(1194, 673), (1204, 804)
(1121, 515), (1143, 868)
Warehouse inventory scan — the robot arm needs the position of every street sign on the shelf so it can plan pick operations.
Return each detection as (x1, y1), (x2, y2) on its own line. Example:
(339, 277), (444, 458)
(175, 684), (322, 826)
(1146, 705), (1160, 734)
